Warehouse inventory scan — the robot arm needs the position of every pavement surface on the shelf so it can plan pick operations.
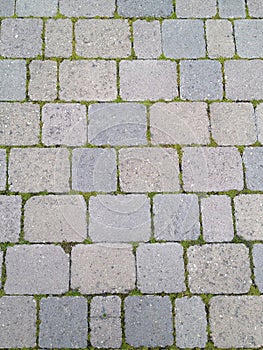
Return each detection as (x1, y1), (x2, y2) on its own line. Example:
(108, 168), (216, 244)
(0, 0), (263, 348)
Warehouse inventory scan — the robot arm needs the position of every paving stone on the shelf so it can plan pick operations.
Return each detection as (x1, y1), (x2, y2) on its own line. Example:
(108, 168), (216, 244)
(91, 296), (121, 318)
(0, 0), (15, 16)
(8, 148), (70, 193)
(133, 20), (162, 59)
(180, 60), (223, 100)
(176, 0), (217, 18)
(29, 61), (57, 101)
(150, 102), (210, 145)
(71, 244), (135, 294)
(225, 60), (263, 100)
(0, 196), (21, 242)
(256, 104), (263, 143)
(16, 0), (58, 16)
(59, 0), (115, 17)
(0, 296), (36, 348)
(218, 0), (246, 17)
(24, 195), (87, 242)
(0, 60), (26, 101)
(235, 20), (263, 58)
(76, 19), (130, 58)
(89, 194), (151, 242)
(125, 296), (173, 347)
(175, 297), (207, 348)
(72, 148), (117, 192)
(210, 296), (263, 348)
(137, 243), (185, 293)
(45, 19), (72, 58)
(210, 102), (256, 145)
(243, 147), (263, 190)
(60, 60), (117, 101)
(88, 103), (147, 146)
(182, 147), (244, 192)
(39, 297), (87, 349)
(0, 149), (6, 190)
(117, 0), (173, 17)
(247, 0), (263, 17)
(5, 245), (69, 294)
(119, 148), (180, 192)
(206, 19), (235, 58)
(201, 195), (234, 242)
(153, 194), (200, 241)
(187, 244), (251, 294)
(120, 60), (178, 101)
(42, 103), (87, 146)
(162, 20), (206, 59)
(253, 245), (263, 292)
(0, 19), (42, 58)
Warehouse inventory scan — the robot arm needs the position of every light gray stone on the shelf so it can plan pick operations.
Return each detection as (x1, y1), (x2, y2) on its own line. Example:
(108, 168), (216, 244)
(60, 0), (115, 17)
(187, 244), (251, 294)
(16, 0), (58, 16)
(0, 0), (15, 16)
(218, 0), (246, 17)
(0, 150), (6, 190)
(0, 251), (2, 286)
(176, 0), (217, 18)
(256, 104), (263, 143)
(91, 296), (121, 318)
(29, 61), (57, 101)
(153, 194), (200, 241)
(0, 196), (21, 242)
(253, 245), (263, 292)
(206, 20), (235, 58)
(0, 60), (26, 101)
(117, 0), (173, 17)
(5, 245), (69, 294)
(235, 20), (263, 58)
(45, 19), (72, 58)
(243, 147), (263, 190)
(247, 0), (263, 17)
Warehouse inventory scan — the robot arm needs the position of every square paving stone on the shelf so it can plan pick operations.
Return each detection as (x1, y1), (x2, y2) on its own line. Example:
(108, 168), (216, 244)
(206, 20), (235, 58)
(256, 104), (263, 143)
(187, 244), (251, 294)
(136, 243), (185, 293)
(0, 60), (26, 101)
(45, 19), (72, 58)
(218, 0), (246, 17)
(235, 20), (263, 58)
(117, 0), (173, 17)
(59, 0), (115, 17)
(176, 0), (217, 18)
(247, 0), (263, 17)
(0, 196), (21, 242)
(243, 147), (263, 190)
(253, 244), (263, 292)
(39, 297), (87, 349)
(29, 61), (57, 101)
(0, 296), (36, 348)
(16, 0), (58, 16)
(0, 0), (15, 16)
(0, 149), (6, 190)
(125, 296), (173, 347)
(153, 194), (200, 241)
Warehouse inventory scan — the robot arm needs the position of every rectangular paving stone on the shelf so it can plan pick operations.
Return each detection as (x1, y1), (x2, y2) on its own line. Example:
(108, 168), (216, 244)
(8, 148), (70, 193)
(120, 60), (178, 101)
(125, 296), (173, 347)
(235, 20), (263, 58)
(119, 148), (180, 192)
(0, 149), (6, 190)
(247, 0), (263, 17)
(243, 147), (263, 190)
(0, 60), (26, 101)
(88, 103), (147, 146)
(137, 243), (185, 293)
(60, 60), (117, 101)
(176, 0), (217, 18)
(29, 61), (57, 101)
(0, 196), (21, 242)
(210, 296), (263, 348)
(153, 194), (200, 241)
(182, 147), (244, 192)
(59, 0), (115, 17)
(218, 0), (246, 17)
(16, 0), (58, 16)
(39, 297), (87, 349)
(5, 245), (69, 294)
(24, 195), (87, 242)
(0, 0), (15, 16)
(89, 195), (151, 242)
(45, 19), (72, 58)
(187, 244), (251, 294)
(175, 297), (207, 348)
(71, 244), (136, 294)
(76, 19), (131, 58)
(253, 245), (263, 293)
(150, 102), (210, 145)
(72, 148), (117, 192)
(0, 296), (36, 348)
(117, 0), (173, 17)
(256, 104), (263, 143)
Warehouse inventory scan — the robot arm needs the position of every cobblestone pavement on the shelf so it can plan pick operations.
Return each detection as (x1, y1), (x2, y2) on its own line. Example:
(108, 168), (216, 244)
(1, 0), (263, 349)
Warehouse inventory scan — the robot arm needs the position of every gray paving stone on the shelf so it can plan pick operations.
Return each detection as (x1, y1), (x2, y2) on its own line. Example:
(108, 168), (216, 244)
(162, 20), (206, 59)
(0, 296), (36, 348)
(0, 0), (15, 16)
(0, 149), (6, 190)
(253, 245), (263, 292)
(39, 297), (87, 349)
(24, 195), (87, 242)
(88, 103), (147, 146)
(137, 243), (185, 293)
(206, 20), (235, 58)
(72, 148), (117, 192)
(29, 61), (57, 101)
(117, 0), (173, 17)
(8, 148), (70, 193)
(0, 19), (42, 58)
(210, 102), (256, 145)
(201, 195), (234, 242)
(175, 297), (207, 348)
(0, 196), (21, 242)
(150, 102), (210, 145)
(210, 296), (263, 348)
(119, 148), (180, 192)
(76, 19), (130, 58)
(187, 244), (251, 294)
(120, 60), (178, 101)
(16, 0), (58, 16)
(45, 19), (72, 58)
(5, 245), (69, 294)
(243, 147), (263, 190)
(247, 0), (263, 17)
(180, 60), (223, 100)
(133, 20), (162, 59)
(60, 60), (117, 101)
(59, 0), (115, 17)
(153, 194), (200, 241)
(235, 20), (263, 58)
(0, 60), (26, 101)
(91, 296), (121, 318)
(225, 60), (263, 100)
(125, 296), (173, 347)
(176, 0), (217, 18)
(218, 0), (246, 17)
(89, 195), (151, 242)
(42, 103), (87, 146)
(71, 244), (136, 294)
(182, 147), (244, 192)
(256, 104), (263, 143)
